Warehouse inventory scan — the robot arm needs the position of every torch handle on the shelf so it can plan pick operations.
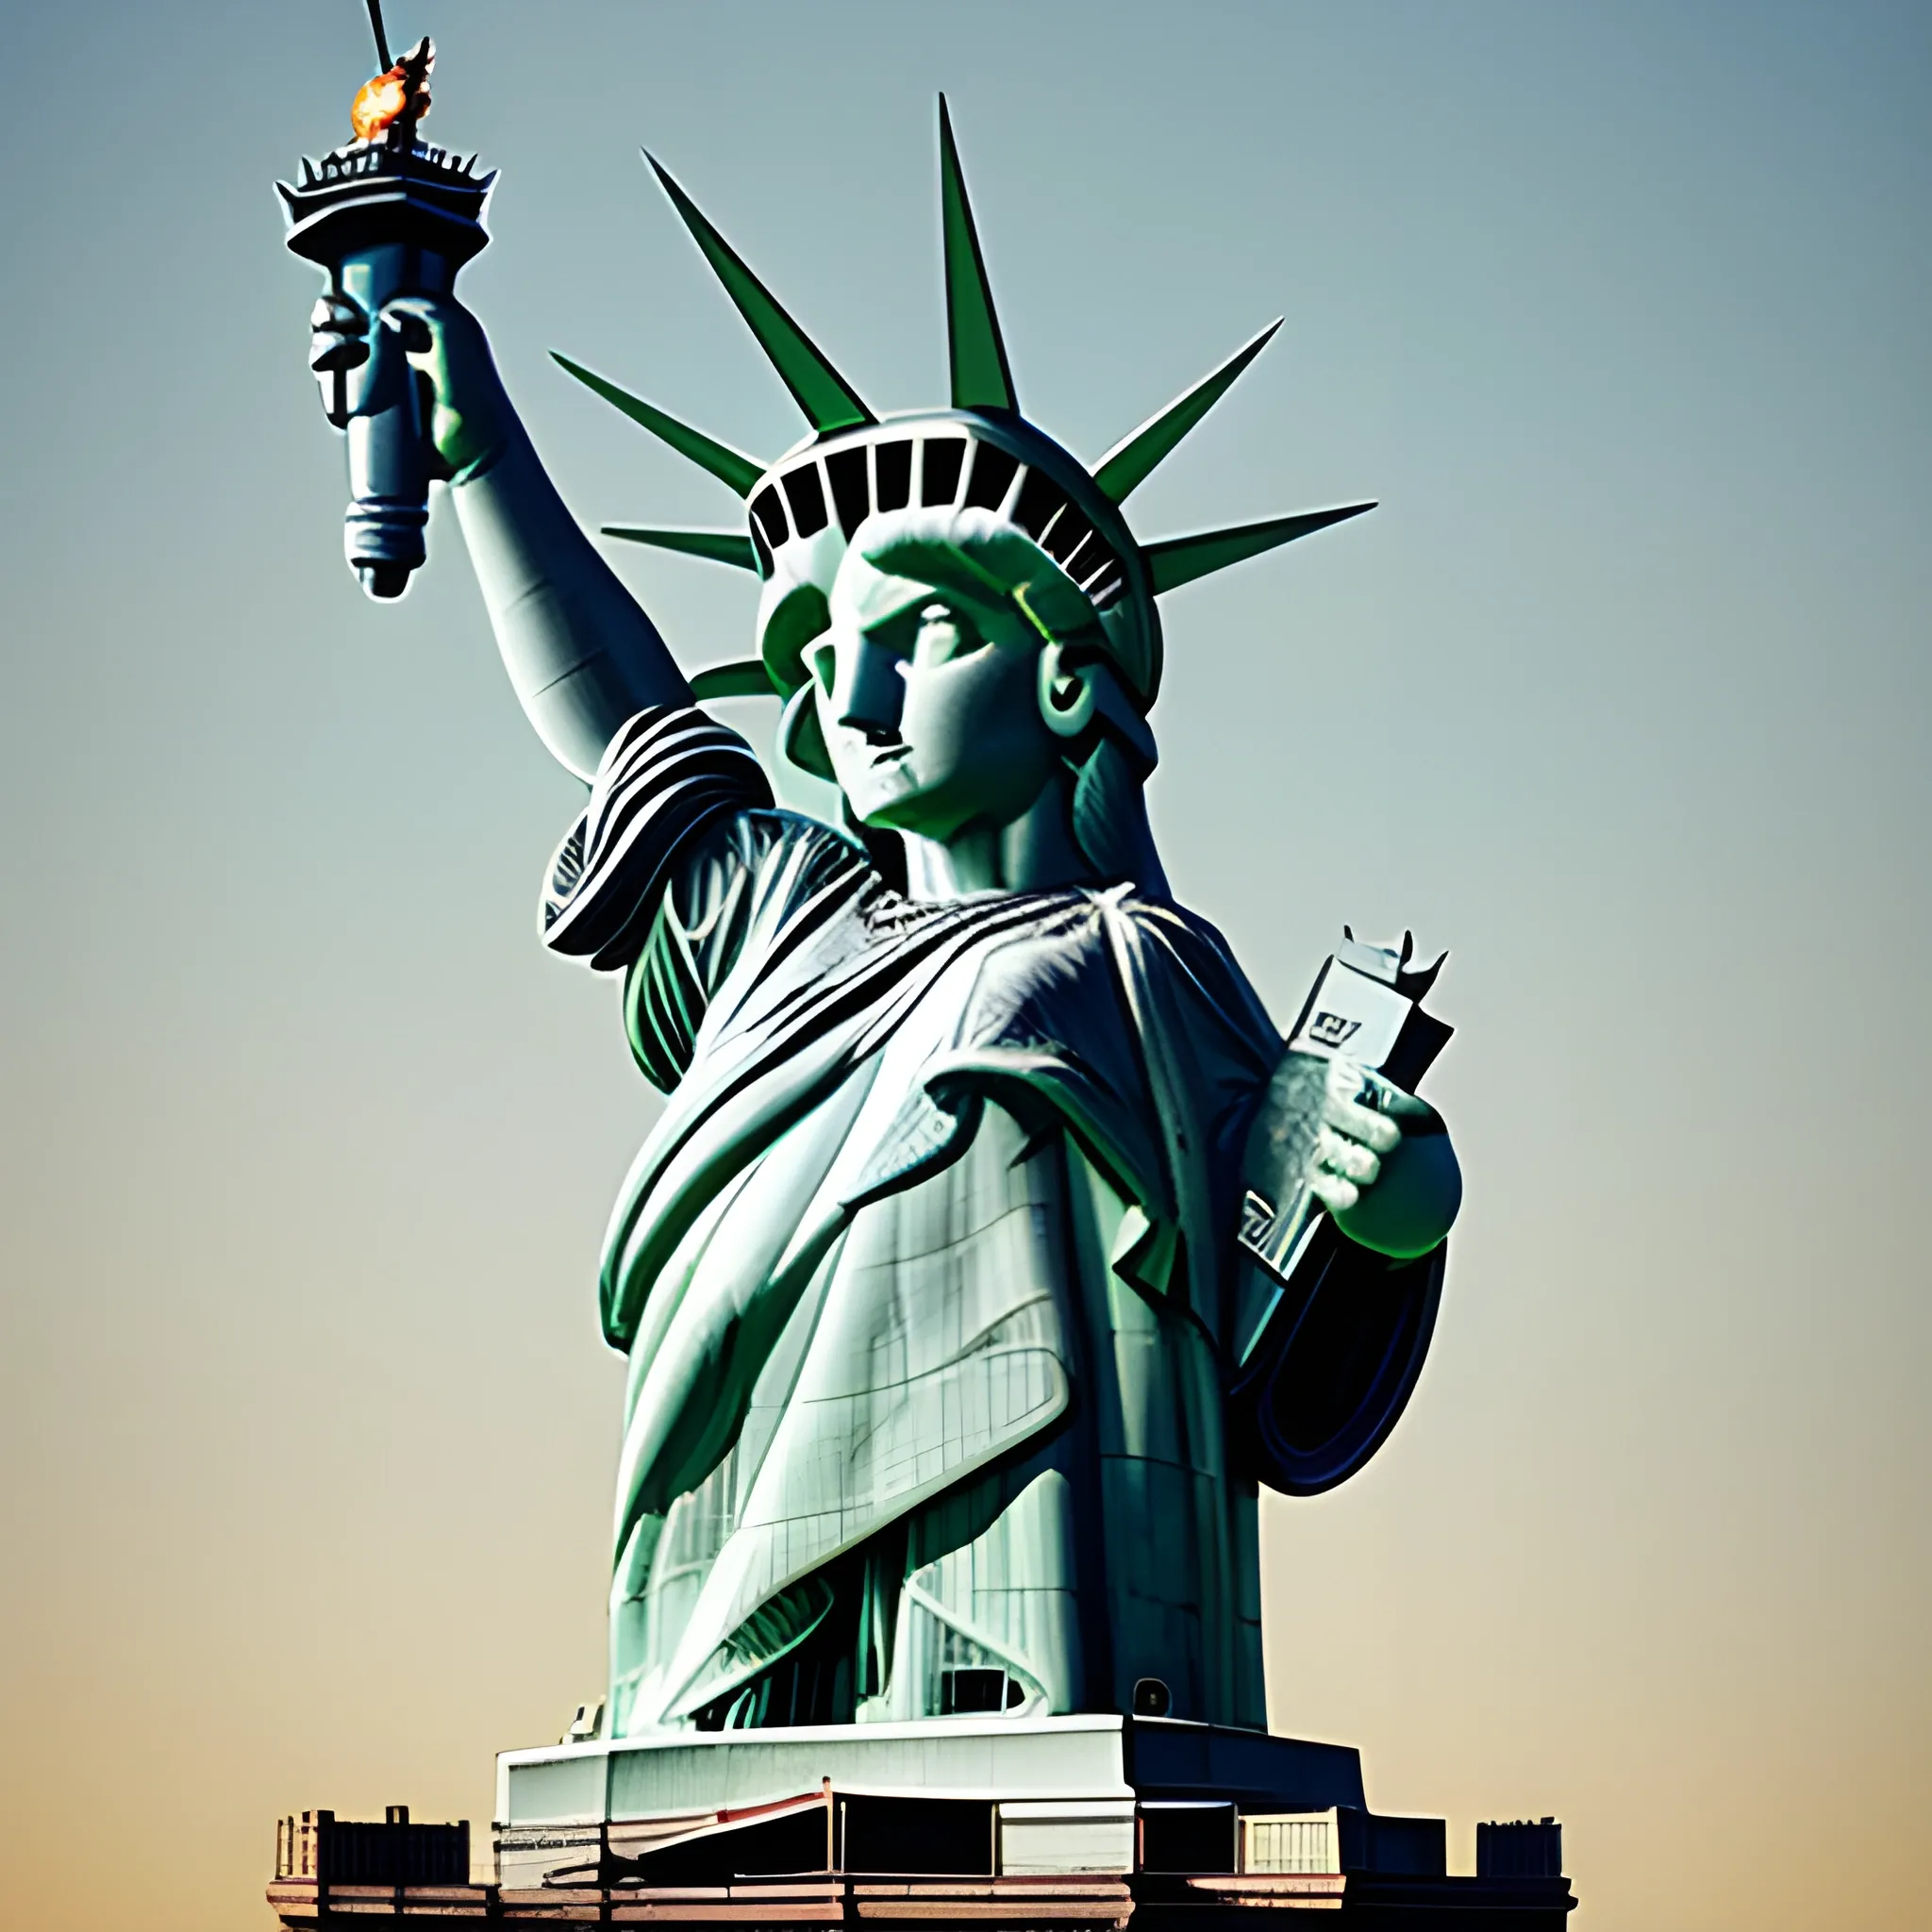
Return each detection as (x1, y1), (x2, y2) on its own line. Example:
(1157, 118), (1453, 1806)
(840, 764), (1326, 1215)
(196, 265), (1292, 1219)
(343, 314), (429, 600)
(330, 241), (459, 600)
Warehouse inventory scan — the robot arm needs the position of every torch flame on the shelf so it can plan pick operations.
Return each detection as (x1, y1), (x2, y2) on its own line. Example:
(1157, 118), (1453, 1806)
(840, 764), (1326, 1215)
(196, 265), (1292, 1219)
(351, 37), (433, 143)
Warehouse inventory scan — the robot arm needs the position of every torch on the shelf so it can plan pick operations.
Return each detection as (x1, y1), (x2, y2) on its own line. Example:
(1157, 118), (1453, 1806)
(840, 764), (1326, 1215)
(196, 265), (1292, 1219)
(278, 5), (494, 598)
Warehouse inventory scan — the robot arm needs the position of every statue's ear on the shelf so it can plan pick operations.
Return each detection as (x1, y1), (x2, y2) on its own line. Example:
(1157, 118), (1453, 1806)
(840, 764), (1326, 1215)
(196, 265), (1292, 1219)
(1037, 639), (1098, 740)
(779, 681), (835, 780)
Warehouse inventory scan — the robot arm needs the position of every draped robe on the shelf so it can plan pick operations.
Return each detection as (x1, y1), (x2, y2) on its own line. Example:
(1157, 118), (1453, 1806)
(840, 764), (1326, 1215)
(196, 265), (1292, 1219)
(541, 708), (1438, 1738)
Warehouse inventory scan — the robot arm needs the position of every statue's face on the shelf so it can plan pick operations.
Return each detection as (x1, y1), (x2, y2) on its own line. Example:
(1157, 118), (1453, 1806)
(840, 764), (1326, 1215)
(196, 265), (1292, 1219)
(810, 593), (1062, 840)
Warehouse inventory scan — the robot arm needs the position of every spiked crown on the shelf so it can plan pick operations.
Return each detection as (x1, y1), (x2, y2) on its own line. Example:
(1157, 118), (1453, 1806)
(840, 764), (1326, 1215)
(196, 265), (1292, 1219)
(556, 99), (1373, 715)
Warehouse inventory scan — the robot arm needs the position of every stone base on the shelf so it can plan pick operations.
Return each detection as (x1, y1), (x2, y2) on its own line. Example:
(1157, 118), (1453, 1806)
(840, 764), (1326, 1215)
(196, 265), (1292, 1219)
(267, 1718), (1575, 1925)
(495, 1715), (1379, 1887)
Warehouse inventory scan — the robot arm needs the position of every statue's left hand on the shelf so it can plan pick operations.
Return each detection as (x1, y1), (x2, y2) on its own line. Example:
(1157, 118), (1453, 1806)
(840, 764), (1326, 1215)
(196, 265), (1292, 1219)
(1303, 1054), (1462, 1260)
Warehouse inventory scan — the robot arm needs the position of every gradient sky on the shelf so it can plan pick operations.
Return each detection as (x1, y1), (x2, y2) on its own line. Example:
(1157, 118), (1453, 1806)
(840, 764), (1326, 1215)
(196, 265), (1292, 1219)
(0, 4), (1925, 1928)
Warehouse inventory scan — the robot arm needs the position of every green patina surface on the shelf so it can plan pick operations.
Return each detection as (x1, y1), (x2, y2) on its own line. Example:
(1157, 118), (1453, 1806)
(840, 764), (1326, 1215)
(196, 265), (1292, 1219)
(299, 93), (1455, 1743)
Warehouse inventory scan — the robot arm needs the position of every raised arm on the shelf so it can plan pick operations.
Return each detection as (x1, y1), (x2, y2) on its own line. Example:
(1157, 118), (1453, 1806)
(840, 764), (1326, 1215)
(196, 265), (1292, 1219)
(310, 291), (691, 777)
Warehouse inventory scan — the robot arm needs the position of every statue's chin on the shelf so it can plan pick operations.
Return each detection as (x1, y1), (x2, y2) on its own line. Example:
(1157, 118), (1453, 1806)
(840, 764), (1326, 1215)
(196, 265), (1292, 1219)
(833, 765), (911, 824)
(849, 764), (970, 839)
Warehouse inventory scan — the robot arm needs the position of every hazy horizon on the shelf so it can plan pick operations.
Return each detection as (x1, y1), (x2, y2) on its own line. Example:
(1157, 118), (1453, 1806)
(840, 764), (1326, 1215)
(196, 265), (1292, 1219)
(0, 4), (1925, 1928)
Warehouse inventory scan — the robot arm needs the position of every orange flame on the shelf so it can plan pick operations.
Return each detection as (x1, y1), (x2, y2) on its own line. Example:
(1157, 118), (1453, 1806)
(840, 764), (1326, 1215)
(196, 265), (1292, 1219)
(351, 63), (429, 142)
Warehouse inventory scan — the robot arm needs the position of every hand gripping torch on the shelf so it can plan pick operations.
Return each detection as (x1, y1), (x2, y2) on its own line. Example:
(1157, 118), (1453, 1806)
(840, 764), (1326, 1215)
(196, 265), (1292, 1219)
(278, 14), (494, 598)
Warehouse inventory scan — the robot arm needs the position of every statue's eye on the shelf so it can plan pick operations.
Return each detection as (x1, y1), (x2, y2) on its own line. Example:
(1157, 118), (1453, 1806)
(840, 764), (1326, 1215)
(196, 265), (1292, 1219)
(916, 602), (976, 666)
(810, 641), (837, 694)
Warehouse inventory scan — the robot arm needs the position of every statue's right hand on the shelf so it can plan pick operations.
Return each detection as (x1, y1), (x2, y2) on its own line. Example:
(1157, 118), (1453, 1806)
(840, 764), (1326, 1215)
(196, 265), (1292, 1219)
(307, 291), (519, 481)
(384, 294), (519, 481)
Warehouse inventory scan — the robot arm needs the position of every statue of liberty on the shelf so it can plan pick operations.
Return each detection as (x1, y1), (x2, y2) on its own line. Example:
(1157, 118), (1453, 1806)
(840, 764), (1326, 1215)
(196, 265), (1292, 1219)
(305, 101), (1461, 1743)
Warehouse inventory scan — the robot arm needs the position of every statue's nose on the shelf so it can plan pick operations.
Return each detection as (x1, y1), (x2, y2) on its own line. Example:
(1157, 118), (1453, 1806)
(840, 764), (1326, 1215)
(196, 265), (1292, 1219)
(836, 635), (907, 742)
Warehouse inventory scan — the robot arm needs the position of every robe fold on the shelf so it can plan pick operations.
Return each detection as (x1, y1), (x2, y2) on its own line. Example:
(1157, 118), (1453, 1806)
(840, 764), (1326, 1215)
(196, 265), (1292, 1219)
(540, 707), (1438, 1738)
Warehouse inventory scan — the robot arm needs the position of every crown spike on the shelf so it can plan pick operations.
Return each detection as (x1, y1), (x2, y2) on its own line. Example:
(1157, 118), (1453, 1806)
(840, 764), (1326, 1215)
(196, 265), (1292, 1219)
(602, 526), (760, 571)
(644, 152), (874, 435)
(1143, 502), (1376, 595)
(551, 353), (766, 498)
(938, 97), (1016, 413)
(1093, 320), (1282, 504)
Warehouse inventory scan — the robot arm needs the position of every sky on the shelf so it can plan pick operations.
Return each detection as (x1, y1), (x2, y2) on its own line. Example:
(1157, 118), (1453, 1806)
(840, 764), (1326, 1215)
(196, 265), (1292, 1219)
(0, 2), (1925, 1928)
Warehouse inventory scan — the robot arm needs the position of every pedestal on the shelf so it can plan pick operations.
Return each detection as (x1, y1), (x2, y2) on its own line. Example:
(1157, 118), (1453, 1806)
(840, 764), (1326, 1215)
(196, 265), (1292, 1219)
(267, 1716), (1575, 1925)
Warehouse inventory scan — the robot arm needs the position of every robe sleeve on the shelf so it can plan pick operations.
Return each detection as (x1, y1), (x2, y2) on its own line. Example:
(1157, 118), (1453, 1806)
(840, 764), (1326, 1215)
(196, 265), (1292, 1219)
(539, 706), (774, 973)
(616, 811), (848, 1091)
(538, 706), (870, 1094)
(1225, 1222), (1445, 1495)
